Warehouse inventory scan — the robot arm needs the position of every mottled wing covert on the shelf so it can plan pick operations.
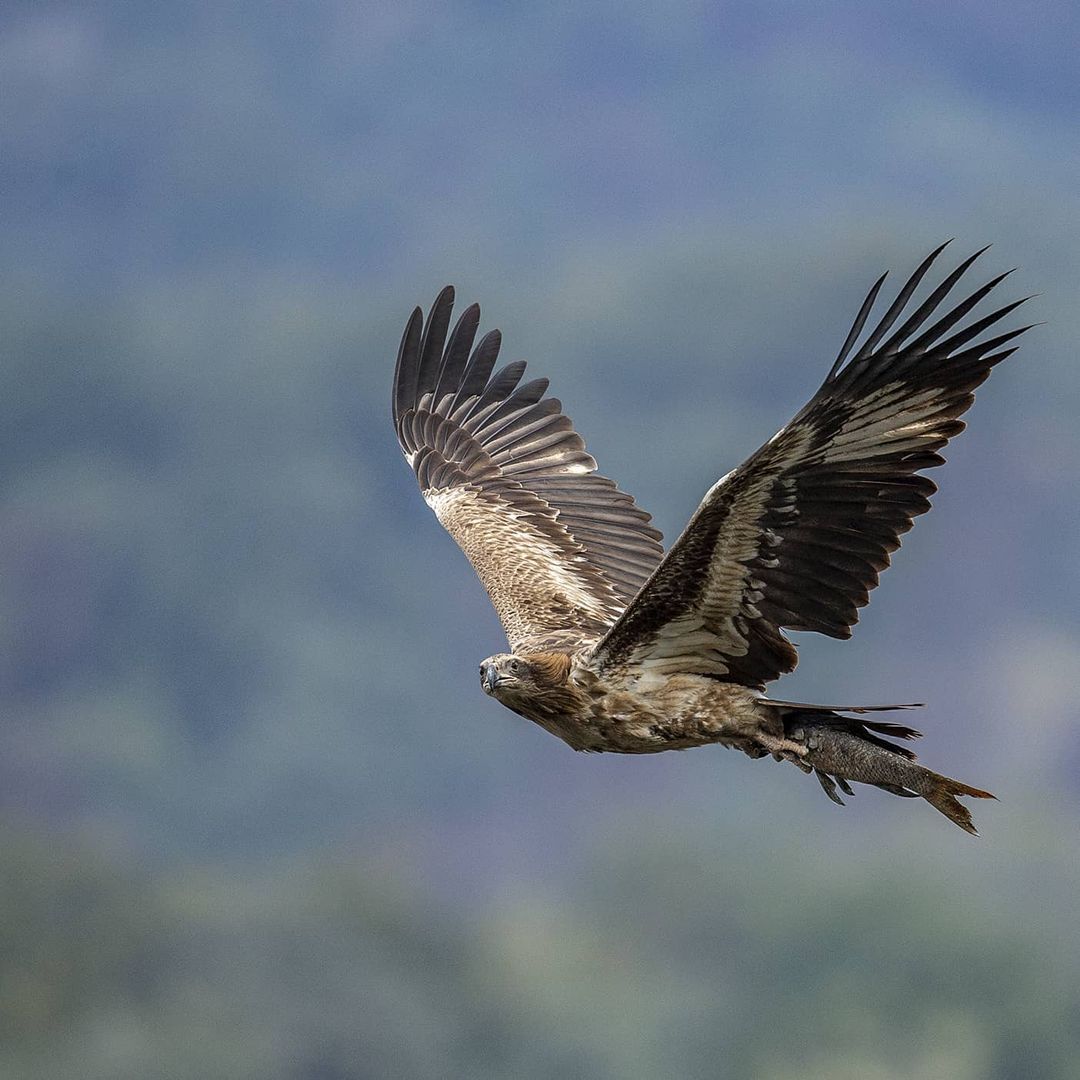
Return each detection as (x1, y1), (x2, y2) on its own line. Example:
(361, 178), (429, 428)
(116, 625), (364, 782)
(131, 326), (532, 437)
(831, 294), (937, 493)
(589, 243), (1032, 688)
(393, 287), (664, 653)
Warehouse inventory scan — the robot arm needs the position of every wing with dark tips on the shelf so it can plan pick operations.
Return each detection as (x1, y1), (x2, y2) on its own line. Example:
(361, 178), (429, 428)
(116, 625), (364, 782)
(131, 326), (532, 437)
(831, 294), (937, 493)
(588, 244), (1032, 687)
(393, 287), (665, 652)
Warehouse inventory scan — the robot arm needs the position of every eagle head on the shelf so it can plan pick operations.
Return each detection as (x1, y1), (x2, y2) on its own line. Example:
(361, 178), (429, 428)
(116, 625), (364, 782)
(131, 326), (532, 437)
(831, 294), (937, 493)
(480, 653), (531, 698)
(479, 651), (573, 705)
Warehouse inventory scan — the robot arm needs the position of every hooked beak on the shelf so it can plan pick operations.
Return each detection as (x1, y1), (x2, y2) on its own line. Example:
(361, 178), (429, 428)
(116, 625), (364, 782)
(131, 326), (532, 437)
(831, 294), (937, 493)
(483, 663), (499, 693)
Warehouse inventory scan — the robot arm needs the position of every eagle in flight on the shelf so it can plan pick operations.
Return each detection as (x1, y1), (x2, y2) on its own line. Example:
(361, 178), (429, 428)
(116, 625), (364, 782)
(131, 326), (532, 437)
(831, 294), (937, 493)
(392, 243), (1031, 834)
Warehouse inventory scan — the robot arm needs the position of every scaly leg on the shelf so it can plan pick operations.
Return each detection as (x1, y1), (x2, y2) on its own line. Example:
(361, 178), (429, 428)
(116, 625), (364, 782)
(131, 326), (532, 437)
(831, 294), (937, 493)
(755, 730), (812, 771)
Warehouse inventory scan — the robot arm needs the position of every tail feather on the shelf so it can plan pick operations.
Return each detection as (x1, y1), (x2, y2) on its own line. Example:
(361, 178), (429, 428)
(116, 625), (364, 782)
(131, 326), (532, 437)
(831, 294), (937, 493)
(861, 718), (924, 742)
(773, 702), (923, 759)
(924, 773), (996, 836)
(763, 699), (923, 745)
(761, 698), (923, 714)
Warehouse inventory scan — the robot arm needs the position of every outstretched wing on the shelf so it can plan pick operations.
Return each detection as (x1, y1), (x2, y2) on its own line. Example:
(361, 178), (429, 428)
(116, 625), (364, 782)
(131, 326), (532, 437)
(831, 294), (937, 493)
(588, 242), (1032, 687)
(393, 287), (664, 653)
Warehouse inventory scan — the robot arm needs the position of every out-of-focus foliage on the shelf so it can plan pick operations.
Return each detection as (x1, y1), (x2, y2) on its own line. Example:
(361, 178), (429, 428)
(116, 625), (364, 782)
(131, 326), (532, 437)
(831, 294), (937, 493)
(1, 815), (1078, 1080)
(3, 2), (1080, 1077)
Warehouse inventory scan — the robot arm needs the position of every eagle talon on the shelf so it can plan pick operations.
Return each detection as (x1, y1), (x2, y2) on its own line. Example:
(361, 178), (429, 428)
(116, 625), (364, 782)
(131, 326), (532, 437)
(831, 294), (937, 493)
(760, 734), (813, 772)
(759, 734), (809, 762)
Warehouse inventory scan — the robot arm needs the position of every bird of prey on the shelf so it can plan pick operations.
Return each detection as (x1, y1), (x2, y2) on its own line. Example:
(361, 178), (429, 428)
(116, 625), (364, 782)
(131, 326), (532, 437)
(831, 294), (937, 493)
(392, 243), (1031, 834)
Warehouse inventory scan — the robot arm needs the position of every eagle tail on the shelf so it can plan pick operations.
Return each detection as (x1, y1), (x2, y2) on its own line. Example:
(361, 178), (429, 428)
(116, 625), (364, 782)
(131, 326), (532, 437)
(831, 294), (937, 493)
(761, 697), (923, 714)
(761, 698), (924, 746)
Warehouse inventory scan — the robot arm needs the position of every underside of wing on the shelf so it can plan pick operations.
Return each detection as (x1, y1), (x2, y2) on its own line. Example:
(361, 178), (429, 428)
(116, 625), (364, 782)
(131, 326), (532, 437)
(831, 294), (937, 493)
(588, 242), (1033, 687)
(393, 287), (665, 653)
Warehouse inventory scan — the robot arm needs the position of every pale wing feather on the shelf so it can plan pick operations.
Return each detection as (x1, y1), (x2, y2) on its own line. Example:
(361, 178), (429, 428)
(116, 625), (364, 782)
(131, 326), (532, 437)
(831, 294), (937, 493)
(422, 486), (615, 651)
(588, 243), (1032, 688)
(394, 287), (664, 653)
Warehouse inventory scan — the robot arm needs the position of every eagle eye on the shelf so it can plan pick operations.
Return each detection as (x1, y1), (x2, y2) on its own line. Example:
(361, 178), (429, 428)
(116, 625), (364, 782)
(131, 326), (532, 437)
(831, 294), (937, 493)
(509, 659), (524, 674)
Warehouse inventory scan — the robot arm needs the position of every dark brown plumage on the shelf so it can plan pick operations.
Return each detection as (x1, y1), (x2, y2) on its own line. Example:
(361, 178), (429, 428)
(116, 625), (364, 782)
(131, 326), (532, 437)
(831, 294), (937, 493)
(392, 243), (1031, 833)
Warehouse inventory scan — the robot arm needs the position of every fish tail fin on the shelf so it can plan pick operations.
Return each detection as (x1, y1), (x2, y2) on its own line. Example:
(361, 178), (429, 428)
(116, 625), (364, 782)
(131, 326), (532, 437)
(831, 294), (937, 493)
(922, 771), (996, 835)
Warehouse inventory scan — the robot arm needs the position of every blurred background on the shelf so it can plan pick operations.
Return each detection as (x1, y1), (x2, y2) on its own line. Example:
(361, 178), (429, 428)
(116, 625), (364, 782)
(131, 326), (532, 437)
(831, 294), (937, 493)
(3, 2), (1079, 1077)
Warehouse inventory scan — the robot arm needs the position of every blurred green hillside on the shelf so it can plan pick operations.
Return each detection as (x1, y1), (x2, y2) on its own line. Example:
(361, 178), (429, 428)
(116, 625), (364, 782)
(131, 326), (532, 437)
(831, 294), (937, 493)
(2, 813), (1079, 1079)
(3, 2), (1080, 1077)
